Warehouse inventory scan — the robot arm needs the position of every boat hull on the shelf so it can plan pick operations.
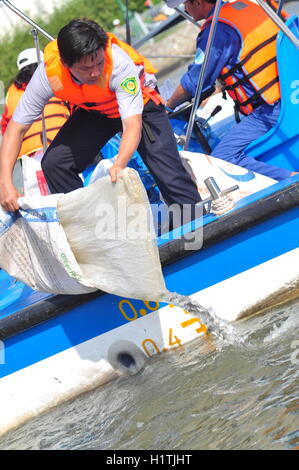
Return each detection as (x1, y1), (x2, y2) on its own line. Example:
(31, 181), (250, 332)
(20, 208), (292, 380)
(0, 176), (299, 436)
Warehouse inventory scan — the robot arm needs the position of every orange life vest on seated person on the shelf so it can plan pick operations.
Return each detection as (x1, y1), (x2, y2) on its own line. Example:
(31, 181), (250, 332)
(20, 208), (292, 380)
(2, 83), (70, 158)
(204, 0), (286, 116)
(43, 33), (163, 119)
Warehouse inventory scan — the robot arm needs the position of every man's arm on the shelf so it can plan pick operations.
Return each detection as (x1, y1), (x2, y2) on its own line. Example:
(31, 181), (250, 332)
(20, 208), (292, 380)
(0, 120), (31, 211)
(166, 84), (192, 112)
(166, 23), (241, 111)
(0, 64), (54, 211)
(109, 45), (144, 182)
(109, 113), (142, 182)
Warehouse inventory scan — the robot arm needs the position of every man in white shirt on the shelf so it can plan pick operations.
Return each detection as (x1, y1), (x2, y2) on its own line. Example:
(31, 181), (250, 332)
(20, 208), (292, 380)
(0, 18), (201, 216)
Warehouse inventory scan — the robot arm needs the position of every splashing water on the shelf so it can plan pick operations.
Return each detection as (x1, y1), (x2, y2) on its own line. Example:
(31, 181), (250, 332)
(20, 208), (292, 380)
(161, 291), (243, 345)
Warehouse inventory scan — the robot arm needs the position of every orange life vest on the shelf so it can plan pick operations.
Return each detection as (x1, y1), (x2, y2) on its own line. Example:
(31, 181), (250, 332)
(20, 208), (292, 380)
(2, 83), (70, 158)
(204, 0), (285, 115)
(44, 33), (163, 119)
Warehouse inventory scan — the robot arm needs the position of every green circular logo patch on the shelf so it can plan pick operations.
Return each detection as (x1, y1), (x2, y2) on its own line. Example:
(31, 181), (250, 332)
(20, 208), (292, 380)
(120, 77), (138, 95)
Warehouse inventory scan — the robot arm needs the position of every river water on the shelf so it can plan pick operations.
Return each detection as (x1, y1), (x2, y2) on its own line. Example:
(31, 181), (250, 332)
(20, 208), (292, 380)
(0, 298), (298, 450)
(0, 1), (298, 452)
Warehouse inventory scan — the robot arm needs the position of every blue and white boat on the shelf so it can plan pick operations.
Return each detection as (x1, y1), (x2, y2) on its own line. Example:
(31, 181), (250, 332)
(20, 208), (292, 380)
(0, 0), (299, 437)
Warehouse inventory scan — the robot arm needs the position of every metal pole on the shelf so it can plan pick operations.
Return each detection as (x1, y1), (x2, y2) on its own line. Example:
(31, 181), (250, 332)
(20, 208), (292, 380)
(256, 0), (299, 50)
(277, 0), (285, 18)
(133, 10), (197, 49)
(31, 28), (48, 154)
(183, 0), (222, 150)
(125, 0), (131, 45)
(1, 0), (54, 41)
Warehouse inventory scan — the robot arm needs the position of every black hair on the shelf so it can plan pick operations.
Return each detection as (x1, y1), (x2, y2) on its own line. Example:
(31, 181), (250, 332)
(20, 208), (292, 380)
(57, 18), (109, 67)
(14, 63), (38, 89)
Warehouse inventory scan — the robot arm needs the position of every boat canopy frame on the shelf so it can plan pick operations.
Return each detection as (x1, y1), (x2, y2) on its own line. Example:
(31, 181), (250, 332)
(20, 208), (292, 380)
(2, 0), (299, 152)
(1, 0), (55, 151)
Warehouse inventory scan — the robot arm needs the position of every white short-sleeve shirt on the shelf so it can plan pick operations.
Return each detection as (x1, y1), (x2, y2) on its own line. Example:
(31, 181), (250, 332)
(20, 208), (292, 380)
(13, 44), (157, 125)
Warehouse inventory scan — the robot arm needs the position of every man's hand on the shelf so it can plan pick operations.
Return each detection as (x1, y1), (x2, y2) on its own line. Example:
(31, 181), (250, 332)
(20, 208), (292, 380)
(109, 161), (126, 183)
(0, 181), (21, 212)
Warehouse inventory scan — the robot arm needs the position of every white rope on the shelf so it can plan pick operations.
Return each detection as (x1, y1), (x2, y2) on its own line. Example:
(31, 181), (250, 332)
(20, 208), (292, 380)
(211, 195), (235, 216)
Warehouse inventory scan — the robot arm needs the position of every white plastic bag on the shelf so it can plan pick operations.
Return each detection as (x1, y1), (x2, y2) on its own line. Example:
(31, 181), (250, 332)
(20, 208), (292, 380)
(0, 194), (94, 294)
(0, 168), (168, 301)
(58, 168), (167, 300)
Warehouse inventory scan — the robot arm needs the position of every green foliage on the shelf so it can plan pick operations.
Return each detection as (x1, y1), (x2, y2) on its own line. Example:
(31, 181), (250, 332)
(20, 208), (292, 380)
(0, 0), (155, 90)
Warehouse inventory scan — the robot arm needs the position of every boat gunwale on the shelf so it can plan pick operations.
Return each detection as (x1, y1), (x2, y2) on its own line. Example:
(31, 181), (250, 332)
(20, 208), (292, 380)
(1, 177), (299, 341)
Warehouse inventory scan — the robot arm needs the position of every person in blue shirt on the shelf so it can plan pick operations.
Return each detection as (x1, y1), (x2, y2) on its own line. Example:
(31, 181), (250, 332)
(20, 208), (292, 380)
(166, 0), (296, 180)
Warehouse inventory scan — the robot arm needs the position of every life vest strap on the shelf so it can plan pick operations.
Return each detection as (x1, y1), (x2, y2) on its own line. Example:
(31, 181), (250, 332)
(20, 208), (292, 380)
(22, 126), (64, 143)
(34, 113), (70, 123)
(46, 100), (69, 106)
(224, 56), (277, 91)
(220, 34), (277, 81)
(142, 87), (165, 106)
(236, 76), (279, 109)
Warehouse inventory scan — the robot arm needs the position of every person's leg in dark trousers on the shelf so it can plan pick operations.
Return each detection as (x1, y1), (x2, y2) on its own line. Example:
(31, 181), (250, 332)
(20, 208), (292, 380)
(41, 108), (121, 193)
(138, 100), (201, 206)
(137, 100), (202, 227)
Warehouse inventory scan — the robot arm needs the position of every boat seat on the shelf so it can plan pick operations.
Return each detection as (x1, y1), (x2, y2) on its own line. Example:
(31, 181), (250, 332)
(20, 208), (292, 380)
(245, 15), (299, 172)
